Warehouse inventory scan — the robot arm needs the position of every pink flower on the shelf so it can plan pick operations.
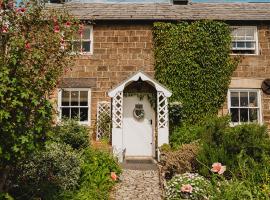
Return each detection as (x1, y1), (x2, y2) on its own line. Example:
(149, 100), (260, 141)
(54, 25), (60, 33)
(111, 172), (117, 181)
(2, 26), (8, 33)
(181, 184), (193, 193)
(211, 162), (226, 175)
(25, 42), (31, 49)
(16, 7), (26, 13)
(65, 21), (71, 28)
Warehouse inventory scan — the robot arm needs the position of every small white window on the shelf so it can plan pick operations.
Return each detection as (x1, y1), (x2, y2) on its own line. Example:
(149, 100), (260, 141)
(231, 26), (258, 55)
(72, 25), (93, 54)
(58, 88), (91, 125)
(228, 89), (261, 125)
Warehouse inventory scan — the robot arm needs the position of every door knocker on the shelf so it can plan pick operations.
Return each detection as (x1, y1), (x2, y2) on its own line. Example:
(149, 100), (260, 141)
(133, 104), (145, 120)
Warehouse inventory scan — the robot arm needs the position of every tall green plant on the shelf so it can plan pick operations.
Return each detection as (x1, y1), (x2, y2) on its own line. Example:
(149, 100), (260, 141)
(153, 21), (238, 124)
(0, 0), (79, 192)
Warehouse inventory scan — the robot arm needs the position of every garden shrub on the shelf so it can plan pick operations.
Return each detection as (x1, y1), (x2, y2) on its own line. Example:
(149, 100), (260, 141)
(165, 173), (213, 200)
(197, 116), (270, 181)
(51, 119), (90, 150)
(160, 143), (200, 179)
(169, 102), (183, 131)
(58, 147), (121, 200)
(12, 142), (81, 200)
(170, 123), (204, 149)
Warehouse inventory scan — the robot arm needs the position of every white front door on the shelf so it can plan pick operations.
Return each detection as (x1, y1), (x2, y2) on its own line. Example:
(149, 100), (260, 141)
(123, 96), (155, 157)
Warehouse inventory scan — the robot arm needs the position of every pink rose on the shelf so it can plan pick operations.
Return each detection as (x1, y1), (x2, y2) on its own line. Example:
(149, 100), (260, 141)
(211, 162), (226, 175)
(2, 26), (8, 33)
(54, 25), (60, 33)
(111, 172), (117, 181)
(181, 184), (193, 193)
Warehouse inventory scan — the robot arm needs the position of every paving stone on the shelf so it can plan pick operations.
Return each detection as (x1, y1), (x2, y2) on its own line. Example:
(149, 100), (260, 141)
(110, 169), (163, 200)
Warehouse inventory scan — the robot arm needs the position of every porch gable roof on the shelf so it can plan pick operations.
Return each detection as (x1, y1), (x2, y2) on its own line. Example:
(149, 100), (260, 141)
(108, 71), (172, 97)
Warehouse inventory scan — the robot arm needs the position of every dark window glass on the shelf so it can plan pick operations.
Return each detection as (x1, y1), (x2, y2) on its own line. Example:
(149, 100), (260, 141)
(62, 108), (70, 119)
(80, 108), (88, 121)
(231, 108), (239, 123)
(80, 91), (88, 106)
(240, 92), (248, 107)
(71, 108), (79, 119)
(231, 92), (239, 107)
(240, 108), (248, 122)
(249, 92), (258, 107)
(82, 41), (91, 52)
(249, 108), (258, 122)
(71, 91), (79, 106)
(62, 91), (70, 106)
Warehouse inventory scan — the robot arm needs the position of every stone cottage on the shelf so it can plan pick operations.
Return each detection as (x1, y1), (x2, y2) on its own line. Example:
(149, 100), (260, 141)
(49, 1), (270, 161)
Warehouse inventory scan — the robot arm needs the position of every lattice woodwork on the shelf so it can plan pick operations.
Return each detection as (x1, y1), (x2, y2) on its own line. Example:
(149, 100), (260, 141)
(157, 91), (169, 128)
(96, 101), (111, 140)
(112, 91), (123, 128)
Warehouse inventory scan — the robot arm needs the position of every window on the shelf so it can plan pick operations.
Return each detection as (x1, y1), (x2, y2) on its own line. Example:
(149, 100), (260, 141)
(231, 26), (258, 55)
(72, 26), (93, 54)
(228, 89), (261, 125)
(58, 88), (91, 125)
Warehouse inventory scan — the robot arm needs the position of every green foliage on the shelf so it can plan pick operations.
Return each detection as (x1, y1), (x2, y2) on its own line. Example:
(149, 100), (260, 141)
(165, 173), (213, 200)
(12, 142), (81, 200)
(170, 123), (203, 149)
(169, 102), (183, 131)
(197, 116), (270, 182)
(97, 112), (112, 140)
(153, 21), (238, 124)
(58, 148), (121, 200)
(212, 180), (255, 200)
(51, 119), (90, 150)
(0, 0), (78, 171)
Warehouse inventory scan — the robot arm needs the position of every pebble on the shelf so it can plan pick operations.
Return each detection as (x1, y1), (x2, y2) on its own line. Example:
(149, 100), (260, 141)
(110, 169), (163, 200)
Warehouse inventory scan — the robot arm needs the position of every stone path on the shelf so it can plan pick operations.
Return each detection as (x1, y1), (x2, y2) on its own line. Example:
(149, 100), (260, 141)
(110, 169), (163, 200)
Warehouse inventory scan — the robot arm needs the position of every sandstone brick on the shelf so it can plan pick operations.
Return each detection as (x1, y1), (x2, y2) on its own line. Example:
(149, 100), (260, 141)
(98, 66), (108, 71)
(107, 37), (118, 42)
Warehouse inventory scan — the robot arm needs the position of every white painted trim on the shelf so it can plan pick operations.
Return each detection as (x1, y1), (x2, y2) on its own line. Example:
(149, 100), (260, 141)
(108, 71), (172, 98)
(72, 25), (94, 55)
(227, 88), (262, 126)
(57, 88), (91, 126)
(230, 26), (259, 56)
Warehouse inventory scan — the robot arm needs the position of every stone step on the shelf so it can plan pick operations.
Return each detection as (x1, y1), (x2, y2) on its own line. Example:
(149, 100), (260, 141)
(121, 158), (158, 170)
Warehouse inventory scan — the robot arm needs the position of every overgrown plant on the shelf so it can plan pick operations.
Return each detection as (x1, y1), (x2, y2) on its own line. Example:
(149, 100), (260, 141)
(0, 0), (79, 192)
(153, 21), (238, 124)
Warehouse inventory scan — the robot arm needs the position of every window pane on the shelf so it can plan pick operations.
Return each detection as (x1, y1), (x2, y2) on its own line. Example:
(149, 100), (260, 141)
(236, 42), (245, 48)
(73, 41), (81, 52)
(249, 108), (258, 122)
(82, 28), (91, 40)
(231, 92), (239, 107)
(62, 108), (70, 119)
(240, 92), (248, 107)
(71, 108), (79, 119)
(240, 108), (248, 122)
(62, 90), (70, 106)
(82, 41), (91, 52)
(80, 108), (88, 121)
(249, 92), (258, 107)
(80, 91), (88, 106)
(71, 91), (79, 106)
(246, 42), (255, 49)
(245, 28), (255, 39)
(231, 108), (239, 123)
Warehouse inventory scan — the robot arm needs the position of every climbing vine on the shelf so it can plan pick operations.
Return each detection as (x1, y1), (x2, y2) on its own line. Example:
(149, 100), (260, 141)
(153, 21), (238, 124)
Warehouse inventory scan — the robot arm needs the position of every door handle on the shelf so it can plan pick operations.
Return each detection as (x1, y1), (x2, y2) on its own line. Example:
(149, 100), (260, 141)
(149, 119), (152, 125)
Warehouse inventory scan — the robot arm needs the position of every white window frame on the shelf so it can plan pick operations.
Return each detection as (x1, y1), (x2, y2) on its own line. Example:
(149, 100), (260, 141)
(72, 25), (93, 55)
(230, 26), (259, 55)
(57, 88), (91, 125)
(227, 89), (262, 126)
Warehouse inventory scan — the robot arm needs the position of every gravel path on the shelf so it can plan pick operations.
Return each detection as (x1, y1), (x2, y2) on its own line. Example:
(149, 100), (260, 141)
(110, 169), (163, 200)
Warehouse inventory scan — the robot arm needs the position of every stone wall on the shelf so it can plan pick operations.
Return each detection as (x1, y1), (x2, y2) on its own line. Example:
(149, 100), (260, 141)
(220, 23), (270, 126)
(63, 22), (155, 125)
(57, 21), (270, 127)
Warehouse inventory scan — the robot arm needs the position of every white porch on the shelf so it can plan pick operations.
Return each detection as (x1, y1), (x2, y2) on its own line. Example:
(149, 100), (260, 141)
(108, 71), (172, 162)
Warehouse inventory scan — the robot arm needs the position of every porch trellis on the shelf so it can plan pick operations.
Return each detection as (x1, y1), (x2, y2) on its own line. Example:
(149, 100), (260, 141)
(112, 91), (123, 128)
(157, 91), (169, 128)
(96, 101), (111, 140)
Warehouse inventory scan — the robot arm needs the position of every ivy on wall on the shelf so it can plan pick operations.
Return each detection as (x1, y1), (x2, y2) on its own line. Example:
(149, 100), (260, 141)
(153, 21), (238, 124)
